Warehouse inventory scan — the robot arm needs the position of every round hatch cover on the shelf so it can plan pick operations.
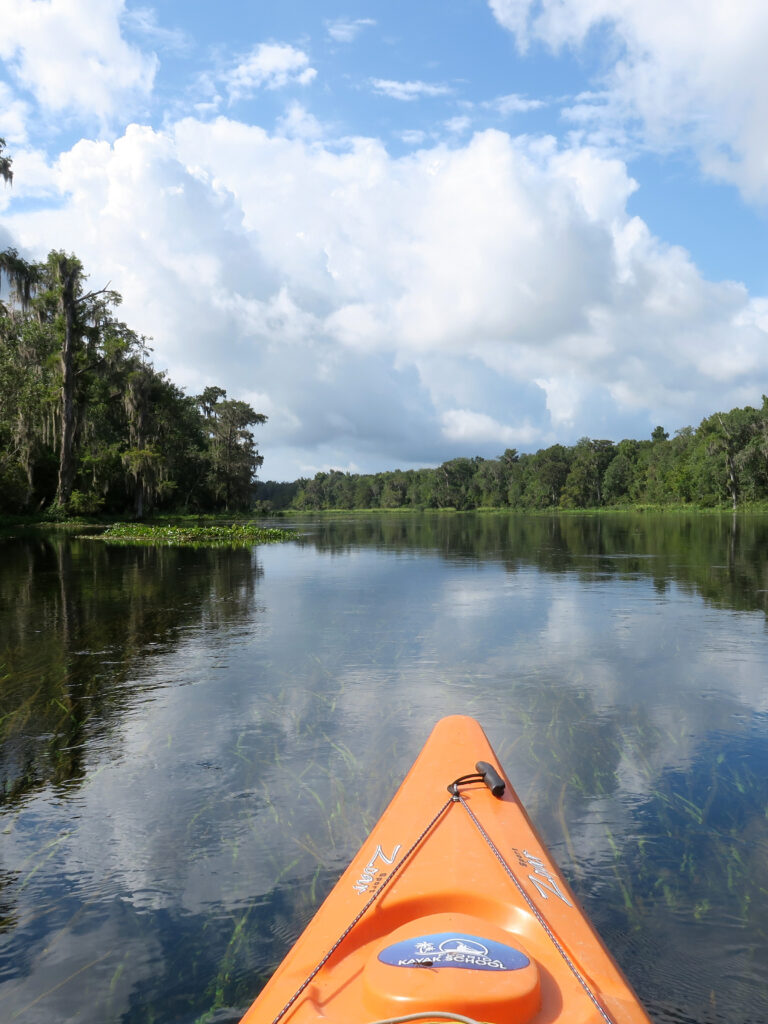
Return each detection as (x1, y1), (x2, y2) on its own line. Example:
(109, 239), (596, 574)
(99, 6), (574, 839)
(378, 932), (530, 972)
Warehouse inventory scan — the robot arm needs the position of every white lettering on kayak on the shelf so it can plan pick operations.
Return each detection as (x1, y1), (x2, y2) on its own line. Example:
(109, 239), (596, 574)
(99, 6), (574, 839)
(396, 954), (505, 969)
(522, 849), (573, 906)
(353, 843), (401, 894)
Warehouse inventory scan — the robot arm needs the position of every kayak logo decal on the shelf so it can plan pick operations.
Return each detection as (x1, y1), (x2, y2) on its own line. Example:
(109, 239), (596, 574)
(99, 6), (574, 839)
(379, 932), (530, 972)
(522, 849), (573, 907)
(352, 843), (401, 894)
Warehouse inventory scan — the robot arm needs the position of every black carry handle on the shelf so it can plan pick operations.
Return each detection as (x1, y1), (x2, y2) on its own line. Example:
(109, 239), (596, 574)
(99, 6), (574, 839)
(476, 761), (505, 798)
(447, 762), (506, 798)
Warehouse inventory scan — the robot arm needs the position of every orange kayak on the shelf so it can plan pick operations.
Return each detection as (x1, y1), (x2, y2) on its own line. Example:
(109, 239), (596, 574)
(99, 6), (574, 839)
(241, 715), (653, 1024)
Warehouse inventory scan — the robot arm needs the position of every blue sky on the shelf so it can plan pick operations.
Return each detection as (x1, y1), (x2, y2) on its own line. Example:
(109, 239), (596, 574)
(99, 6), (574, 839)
(2, 1), (768, 479)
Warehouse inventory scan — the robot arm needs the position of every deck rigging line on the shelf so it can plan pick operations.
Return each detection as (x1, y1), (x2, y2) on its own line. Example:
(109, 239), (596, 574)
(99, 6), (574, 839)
(456, 789), (617, 1024)
(269, 796), (454, 1024)
(268, 766), (618, 1024)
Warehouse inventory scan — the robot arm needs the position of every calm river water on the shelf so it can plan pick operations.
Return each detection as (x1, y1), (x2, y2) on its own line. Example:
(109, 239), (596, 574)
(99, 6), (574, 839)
(1, 513), (767, 1023)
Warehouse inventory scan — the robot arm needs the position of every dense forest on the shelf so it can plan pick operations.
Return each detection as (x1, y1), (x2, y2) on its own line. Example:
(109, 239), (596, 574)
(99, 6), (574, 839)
(260, 406), (768, 512)
(0, 252), (265, 517)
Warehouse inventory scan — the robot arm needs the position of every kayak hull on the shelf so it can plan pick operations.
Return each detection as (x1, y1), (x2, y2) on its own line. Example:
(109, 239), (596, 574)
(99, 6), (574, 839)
(240, 715), (652, 1024)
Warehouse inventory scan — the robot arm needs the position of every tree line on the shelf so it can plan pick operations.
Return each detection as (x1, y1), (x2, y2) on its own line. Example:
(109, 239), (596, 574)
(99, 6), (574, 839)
(261, 407), (768, 512)
(0, 249), (266, 517)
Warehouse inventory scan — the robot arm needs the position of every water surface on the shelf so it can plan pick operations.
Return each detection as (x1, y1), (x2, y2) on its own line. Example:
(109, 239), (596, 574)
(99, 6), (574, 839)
(1, 513), (767, 1023)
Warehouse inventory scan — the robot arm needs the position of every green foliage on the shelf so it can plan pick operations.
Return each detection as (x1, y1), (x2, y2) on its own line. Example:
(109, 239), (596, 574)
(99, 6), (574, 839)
(651, 424), (669, 443)
(202, 396), (267, 511)
(0, 458), (28, 512)
(560, 438), (615, 508)
(602, 451), (634, 504)
(67, 489), (106, 516)
(0, 248), (267, 517)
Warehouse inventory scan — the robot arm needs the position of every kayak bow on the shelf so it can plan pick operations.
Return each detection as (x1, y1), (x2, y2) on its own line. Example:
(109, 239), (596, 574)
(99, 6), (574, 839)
(241, 715), (652, 1024)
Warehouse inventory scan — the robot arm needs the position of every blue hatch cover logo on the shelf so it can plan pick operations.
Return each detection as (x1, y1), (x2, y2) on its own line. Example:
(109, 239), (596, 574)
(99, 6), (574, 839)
(378, 932), (530, 972)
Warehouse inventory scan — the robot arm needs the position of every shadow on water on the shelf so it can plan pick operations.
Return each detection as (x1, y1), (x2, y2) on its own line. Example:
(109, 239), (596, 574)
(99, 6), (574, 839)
(0, 514), (766, 1022)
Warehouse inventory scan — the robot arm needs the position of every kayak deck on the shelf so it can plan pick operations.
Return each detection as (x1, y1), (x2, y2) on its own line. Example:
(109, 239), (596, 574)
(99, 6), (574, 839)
(240, 715), (652, 1024)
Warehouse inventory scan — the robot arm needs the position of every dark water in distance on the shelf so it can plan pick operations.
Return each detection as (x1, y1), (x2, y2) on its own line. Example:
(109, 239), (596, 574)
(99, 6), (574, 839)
(1, 512), (767, 1023)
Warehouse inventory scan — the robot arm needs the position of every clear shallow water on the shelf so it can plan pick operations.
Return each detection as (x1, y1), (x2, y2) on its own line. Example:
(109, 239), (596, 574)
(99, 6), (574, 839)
(1, 513), (767, 1023)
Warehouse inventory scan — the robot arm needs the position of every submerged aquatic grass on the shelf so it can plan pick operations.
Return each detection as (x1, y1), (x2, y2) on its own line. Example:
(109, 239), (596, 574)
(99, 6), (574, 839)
(3, 513), (768, 1023)
(83, 523), (295, 548)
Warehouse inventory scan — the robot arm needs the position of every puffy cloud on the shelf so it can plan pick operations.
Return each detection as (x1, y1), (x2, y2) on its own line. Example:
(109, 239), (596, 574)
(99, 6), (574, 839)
(488, 0), (768, 200)
(441, 410), (539, 446)
(399, 129), (428, 146)
(488, 0), (535, 49)
(224, 43), (317, 101)
(0, 81), (31, 144)
(326, 18), (377, 43)
(0, 0), (156, 122)
(444, 116), (472, 135)
(370, 79), (452, 101)
(0, 143), (59, 212)
(6, 118), (768, 478)
(487, 93), (546, 116)
(276, 101), (326, 140)
(121, 6), (191, 54)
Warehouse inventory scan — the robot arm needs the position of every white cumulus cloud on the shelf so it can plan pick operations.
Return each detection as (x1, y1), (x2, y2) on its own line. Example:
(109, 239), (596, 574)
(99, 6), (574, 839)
(225, 43), (317, 101)
(488, 93), (546, 116)
(276, 101), (326, 140)
(444, 116), (472, 135)
(488, 0), (768, 200)
(0, 0), (157, 123)
(441, 410), (539, 446)
(326, 18), (376, 43)
(0, 81), (31, 145)
(370, 79), (452, 101)
(122, 6), (190, 54)
(399, 129), (428, 146)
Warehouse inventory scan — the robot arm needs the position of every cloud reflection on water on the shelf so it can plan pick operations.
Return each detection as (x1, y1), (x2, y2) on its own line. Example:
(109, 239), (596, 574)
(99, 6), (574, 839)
(1, 513), (767, 1022)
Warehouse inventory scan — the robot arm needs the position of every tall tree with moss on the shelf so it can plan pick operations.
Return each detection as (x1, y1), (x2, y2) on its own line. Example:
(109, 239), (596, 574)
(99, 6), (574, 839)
(0, 248), (40, 312)
(36, 252), (123, 506)
(198, 389), (267, 510)
(0, 243), (51, 509)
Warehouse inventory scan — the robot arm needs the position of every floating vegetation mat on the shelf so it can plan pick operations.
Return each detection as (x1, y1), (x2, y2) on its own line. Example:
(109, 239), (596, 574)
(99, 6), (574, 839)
(83, 522), (296, 548)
